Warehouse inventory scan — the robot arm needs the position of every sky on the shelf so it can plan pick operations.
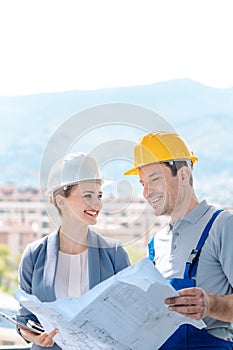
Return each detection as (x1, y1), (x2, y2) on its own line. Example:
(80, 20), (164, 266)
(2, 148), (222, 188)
(0, 0), (233, 96)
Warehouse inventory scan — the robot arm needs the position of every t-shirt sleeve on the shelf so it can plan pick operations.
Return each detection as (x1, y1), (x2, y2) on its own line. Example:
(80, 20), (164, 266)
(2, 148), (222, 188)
(216, 212), (233, 287)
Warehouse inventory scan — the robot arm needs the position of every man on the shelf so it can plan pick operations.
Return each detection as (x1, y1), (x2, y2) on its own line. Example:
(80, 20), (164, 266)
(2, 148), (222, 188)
(124, 131), (233, 349)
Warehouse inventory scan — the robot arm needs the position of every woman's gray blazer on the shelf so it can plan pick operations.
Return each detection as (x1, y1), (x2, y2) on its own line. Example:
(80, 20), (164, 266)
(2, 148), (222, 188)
(17, 228), (130, 349)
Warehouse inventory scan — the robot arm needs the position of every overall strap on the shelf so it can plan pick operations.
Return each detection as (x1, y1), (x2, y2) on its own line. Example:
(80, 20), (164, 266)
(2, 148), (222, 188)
(184, 209), (223, 279)
(148, 235), (155, 263)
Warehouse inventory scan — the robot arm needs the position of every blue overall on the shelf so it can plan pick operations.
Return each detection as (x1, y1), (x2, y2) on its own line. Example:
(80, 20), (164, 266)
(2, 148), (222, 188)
(148, 209), (233, 349)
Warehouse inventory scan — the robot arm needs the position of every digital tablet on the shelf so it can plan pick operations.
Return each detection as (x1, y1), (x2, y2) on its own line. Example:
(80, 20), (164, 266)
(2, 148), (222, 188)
(0, 311), (44, 335)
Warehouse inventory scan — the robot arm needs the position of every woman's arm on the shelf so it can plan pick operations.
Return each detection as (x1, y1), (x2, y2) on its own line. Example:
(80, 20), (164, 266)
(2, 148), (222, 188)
(18, 327), (58, 347)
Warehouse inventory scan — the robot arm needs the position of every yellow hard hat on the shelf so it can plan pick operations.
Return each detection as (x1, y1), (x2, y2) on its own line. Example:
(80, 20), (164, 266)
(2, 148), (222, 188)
(124, 132), (198, 175)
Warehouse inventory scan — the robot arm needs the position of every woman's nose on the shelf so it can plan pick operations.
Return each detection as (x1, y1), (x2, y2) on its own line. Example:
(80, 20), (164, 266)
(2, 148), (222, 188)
(91, 198), (102, 210)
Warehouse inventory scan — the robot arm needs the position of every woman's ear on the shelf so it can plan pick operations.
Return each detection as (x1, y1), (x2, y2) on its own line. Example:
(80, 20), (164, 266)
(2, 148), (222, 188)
(55, 194), (65, 209)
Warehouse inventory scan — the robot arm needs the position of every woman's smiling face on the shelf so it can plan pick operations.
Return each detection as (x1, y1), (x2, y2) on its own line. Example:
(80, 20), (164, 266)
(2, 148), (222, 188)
(61, 182), (103, 225)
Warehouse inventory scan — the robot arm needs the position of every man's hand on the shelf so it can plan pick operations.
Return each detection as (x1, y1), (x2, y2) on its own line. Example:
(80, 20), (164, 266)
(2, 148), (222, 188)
(164, 287), (210, 320)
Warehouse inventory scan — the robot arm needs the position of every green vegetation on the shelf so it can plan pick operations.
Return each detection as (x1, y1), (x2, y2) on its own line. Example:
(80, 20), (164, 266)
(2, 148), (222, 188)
(125, 244), (146, 264)
(0, 244), (20, 294)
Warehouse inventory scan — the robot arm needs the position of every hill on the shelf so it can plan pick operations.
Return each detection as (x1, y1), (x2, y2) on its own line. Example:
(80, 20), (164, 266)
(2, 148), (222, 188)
(0, 79), (232, 205)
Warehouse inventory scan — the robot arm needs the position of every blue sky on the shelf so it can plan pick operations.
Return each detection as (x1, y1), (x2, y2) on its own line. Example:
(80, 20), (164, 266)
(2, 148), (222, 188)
(0, 0), (233, 96)
(0, 1), (233, 206)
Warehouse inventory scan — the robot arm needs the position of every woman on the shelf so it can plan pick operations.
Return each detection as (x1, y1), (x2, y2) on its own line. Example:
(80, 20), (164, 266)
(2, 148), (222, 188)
(17, 153), (130, 349)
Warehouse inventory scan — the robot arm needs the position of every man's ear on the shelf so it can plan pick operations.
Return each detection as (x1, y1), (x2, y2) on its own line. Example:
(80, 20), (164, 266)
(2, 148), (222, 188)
(179, 166), (191, 183)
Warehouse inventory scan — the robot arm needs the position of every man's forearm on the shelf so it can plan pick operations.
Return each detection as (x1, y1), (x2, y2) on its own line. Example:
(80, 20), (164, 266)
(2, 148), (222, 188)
(206, 293), (233, 322)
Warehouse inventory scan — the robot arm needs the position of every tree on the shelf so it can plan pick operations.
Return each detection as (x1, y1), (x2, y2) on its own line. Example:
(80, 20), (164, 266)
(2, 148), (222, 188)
(0, 244), (20, 294)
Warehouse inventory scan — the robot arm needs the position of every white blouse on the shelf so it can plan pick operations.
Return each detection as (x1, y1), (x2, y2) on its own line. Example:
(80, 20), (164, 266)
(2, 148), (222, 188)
(54, 249), (89, 299)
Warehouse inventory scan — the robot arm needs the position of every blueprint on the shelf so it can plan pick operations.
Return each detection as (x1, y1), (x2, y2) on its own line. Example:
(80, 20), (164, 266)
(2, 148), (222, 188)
(14, 258), (205, 350)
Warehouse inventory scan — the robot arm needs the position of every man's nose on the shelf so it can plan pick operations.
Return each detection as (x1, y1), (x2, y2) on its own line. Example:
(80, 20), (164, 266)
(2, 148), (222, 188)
(143, 183), (153, 200)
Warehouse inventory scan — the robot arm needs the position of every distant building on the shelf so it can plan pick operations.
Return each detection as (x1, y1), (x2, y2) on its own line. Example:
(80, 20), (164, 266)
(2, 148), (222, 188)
(0, 184), (169, 255)
(0, 184), (51, 254)
(2, 184), (231, 256)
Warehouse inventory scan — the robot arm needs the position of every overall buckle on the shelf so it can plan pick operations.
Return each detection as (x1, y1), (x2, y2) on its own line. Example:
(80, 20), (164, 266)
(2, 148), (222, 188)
(187, 249), (200, 264)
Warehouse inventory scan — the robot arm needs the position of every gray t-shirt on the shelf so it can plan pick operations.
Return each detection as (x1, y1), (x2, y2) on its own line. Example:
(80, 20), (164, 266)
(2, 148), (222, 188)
(154, 199), (233, 340)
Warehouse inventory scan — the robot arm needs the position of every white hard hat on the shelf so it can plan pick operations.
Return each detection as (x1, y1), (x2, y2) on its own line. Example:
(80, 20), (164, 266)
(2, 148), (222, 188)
(45, 153), (103, 198)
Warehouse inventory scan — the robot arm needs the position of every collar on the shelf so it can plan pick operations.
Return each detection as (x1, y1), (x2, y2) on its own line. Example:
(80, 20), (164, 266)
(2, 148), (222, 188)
(174, 199), (212, 227)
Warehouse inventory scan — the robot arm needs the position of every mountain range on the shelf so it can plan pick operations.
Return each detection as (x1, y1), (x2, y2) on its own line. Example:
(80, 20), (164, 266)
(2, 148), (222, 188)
(0, 79), (233, 206)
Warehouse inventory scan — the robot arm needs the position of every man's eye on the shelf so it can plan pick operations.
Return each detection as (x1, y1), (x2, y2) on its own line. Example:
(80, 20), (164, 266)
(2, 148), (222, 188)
(83, 194), (92, 199)
(152, 177), (160, 182)
(98, 194), (103, 199)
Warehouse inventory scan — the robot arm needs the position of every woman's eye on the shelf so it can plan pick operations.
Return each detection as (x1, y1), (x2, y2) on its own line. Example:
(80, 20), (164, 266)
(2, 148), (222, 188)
(83, 194), (92, 199)
(98, 194), (103, 199)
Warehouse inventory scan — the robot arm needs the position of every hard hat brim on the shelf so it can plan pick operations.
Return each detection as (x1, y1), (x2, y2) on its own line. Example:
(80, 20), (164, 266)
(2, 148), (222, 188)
(124, 155), (198, 176)
(45, 178), (104, 198)
(124, 167), (139, 176)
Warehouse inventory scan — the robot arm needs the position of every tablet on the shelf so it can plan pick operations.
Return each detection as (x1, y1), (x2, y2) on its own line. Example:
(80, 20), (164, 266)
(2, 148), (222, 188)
(0, 311), (44, 335)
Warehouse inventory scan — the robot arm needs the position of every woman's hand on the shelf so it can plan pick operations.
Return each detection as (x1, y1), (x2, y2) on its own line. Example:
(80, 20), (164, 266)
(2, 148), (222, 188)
(19, 327), (58, 347)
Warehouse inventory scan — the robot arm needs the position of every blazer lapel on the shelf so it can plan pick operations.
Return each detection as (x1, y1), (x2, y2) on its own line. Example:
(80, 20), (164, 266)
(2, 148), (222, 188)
(43, 229), (59, 301)
(88, 229), (101, 289)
